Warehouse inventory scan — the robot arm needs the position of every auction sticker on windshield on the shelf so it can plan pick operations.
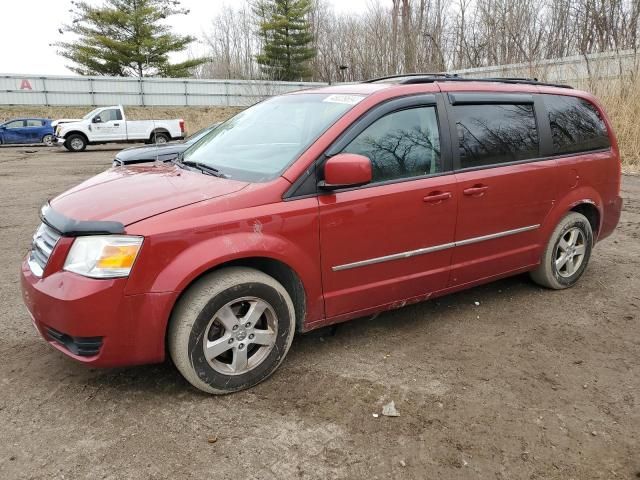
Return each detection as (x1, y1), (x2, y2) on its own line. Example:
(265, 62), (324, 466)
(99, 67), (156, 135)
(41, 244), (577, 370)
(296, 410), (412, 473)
(322, 94), (365, 105)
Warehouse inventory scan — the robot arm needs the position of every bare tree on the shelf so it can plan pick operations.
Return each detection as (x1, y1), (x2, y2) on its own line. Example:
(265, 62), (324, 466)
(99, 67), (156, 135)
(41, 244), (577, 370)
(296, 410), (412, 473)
(198, 0), (640, 82)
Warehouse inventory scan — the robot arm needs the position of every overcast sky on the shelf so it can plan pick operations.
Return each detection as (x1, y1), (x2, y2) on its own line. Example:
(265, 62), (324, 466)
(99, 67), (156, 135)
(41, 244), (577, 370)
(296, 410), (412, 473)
(0, 0), (371, 76)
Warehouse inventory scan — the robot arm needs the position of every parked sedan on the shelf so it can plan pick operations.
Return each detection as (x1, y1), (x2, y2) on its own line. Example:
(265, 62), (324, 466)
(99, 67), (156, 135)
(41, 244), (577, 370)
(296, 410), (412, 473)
(113, 123), (220, 166)
(0, 118), (54, 146)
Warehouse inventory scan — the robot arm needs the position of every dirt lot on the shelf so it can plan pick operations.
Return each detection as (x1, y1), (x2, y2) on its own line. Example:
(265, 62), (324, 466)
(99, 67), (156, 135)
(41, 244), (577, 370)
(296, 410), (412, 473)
(0, 145), (638, 479)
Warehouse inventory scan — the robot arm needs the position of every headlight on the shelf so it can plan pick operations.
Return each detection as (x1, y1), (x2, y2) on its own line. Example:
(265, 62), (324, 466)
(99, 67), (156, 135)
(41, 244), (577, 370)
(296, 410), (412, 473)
(64, 236), (143, 278)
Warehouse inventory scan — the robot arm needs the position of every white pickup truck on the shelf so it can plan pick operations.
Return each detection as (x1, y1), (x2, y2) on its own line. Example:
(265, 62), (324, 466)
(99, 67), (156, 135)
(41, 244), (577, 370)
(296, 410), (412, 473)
(53, 105), (186, 152)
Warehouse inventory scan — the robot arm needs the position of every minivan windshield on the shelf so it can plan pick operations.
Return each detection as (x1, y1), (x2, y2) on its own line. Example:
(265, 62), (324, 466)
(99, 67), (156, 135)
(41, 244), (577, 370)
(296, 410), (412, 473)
(181, 93), (364, 182)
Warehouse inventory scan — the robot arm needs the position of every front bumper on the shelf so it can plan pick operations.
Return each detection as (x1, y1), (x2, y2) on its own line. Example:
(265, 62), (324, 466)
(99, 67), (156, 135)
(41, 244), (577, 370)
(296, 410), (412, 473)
(21, 258), (177, 367)
(53, 136), (65, 146)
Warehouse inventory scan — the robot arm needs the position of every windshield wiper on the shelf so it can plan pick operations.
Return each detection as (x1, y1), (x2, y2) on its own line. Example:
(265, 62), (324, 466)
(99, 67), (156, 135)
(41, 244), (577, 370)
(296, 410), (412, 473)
(180, 159), (227, 178)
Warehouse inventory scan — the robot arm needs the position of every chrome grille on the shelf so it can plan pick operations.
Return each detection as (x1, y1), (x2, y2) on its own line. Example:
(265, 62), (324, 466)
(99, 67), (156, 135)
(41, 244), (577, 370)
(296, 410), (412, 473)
(28, 223), (61, 276)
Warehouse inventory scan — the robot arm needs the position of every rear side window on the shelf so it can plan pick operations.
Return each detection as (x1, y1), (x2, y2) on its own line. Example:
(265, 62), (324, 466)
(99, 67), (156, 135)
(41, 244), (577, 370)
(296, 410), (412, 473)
(544, 95), (610, 155)
(342, 106), (441, 183)
(454, 104), (539, 169)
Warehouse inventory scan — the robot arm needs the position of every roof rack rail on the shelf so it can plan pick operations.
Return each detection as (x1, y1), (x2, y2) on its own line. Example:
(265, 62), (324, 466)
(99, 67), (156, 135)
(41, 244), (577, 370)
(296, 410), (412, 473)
(364, 72), (459, 83)
(364, 73), (572, 89)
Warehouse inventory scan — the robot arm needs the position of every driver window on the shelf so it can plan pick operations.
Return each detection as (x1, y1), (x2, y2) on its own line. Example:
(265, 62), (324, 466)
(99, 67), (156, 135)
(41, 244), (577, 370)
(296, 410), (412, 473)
(342, 106), (441, 183)
(97, 109), (122, 123)
(6, 120), (25, 129)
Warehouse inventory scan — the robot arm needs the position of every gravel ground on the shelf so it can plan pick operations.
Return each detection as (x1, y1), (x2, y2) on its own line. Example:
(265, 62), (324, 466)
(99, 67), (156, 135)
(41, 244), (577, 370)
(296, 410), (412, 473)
(0, 145), (638, 479)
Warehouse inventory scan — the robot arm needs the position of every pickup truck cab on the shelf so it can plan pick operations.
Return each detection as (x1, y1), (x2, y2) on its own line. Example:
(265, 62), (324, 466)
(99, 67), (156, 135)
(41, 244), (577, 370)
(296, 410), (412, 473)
(21, 76), (622, 394)
(53, 105), (185, 152)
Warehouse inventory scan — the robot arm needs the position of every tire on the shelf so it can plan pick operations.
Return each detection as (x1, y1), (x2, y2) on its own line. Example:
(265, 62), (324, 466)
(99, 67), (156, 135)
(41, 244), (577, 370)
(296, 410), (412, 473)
(530, 212), (593, 289)
(64, 134), (87, 152)
(168, 267), (296, 394)
(42, 134), (54, 147)
(151, 132), (170, 144)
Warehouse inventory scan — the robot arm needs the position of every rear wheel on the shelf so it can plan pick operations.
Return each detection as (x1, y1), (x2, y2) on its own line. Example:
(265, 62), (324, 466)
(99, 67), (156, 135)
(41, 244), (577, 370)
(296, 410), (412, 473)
(64, 134), (87, 152)
(168, 267), (296, 394)
(152, 132), (170, 144)
(530, 212), (593, 289)
(42, 134), (54, 146)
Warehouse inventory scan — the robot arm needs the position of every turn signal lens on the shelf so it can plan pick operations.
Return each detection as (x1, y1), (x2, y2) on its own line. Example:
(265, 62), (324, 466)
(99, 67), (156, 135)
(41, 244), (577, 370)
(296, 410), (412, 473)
(96, 245), (140, 269)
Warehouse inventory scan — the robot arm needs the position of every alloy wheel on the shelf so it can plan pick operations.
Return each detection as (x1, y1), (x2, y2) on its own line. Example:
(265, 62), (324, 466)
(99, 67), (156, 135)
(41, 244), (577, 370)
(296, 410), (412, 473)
(555, 227), (586, 278)
(202, 297), (278, 376)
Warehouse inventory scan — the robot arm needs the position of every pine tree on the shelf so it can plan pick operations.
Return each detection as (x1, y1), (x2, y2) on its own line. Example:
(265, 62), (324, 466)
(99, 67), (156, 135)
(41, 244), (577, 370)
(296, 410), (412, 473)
(254, 0), (316, 81)
(55, 0), (206, 77)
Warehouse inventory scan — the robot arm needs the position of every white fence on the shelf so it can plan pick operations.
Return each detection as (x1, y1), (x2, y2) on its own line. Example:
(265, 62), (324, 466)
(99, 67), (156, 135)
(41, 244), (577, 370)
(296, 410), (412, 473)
(2, 50), (638, 107)
(0, 74), (327, 107)
(451, 49), (640, 84)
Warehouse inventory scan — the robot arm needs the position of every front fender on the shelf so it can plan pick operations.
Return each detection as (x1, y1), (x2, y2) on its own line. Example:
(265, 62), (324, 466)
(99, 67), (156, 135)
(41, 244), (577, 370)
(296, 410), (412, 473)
(154, 232), (316, 293)
(125, 226), (324, 325)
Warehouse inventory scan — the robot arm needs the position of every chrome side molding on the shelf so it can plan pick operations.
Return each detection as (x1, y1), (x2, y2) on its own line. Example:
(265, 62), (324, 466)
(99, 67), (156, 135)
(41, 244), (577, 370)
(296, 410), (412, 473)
(332, 224), (540, 272)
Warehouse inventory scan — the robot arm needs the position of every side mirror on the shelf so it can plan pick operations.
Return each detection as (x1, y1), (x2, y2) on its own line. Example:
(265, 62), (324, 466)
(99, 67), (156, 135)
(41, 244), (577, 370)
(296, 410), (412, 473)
(319, 153), (372, 190)
(92, 116), (102, 124)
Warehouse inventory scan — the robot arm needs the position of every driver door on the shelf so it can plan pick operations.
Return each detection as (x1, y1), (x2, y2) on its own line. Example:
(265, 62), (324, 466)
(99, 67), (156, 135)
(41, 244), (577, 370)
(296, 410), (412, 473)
(3, 120), (26, 143)
(318, 96), (457, 319)
(92, 109), (125, 141)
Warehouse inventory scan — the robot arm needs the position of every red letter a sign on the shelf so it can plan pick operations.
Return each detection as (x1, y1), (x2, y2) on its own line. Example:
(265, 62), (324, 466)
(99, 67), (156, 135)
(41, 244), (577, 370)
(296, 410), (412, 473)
(20, 79), (33, 90)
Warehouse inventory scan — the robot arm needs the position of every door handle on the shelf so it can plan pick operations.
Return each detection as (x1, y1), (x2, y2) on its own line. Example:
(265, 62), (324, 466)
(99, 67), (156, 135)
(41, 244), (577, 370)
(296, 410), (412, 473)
(463, 185), (489, 196)
(114, 123), (120, 126)
(423, 191), (452, 203)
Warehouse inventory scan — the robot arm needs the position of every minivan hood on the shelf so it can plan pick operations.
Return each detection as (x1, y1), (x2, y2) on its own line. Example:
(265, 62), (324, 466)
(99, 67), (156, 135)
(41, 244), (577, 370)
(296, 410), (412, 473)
(50, 164), (248, 226)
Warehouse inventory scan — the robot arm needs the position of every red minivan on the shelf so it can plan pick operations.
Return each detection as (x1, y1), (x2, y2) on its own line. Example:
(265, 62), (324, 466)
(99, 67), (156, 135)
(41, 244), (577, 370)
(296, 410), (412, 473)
(21, 76), (622, 394)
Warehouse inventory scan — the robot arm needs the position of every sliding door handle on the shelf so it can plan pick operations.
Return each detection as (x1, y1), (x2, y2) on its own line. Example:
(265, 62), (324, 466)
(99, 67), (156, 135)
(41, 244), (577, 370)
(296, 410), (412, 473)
(463, 185), (489, 196)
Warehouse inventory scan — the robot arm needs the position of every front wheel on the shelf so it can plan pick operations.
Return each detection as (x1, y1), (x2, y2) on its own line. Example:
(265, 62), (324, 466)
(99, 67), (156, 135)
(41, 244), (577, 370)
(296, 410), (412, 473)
(64, 134), (87, 152)
(530, 212), (593, 289)
(168, 267), (296, 394)
(42, 134), (54, 146)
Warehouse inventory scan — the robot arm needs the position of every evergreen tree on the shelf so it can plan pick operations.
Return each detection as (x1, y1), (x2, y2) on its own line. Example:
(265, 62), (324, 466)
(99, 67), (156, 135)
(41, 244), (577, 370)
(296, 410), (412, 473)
(254, 0), (316, 81)
(55, 0), (205, 77)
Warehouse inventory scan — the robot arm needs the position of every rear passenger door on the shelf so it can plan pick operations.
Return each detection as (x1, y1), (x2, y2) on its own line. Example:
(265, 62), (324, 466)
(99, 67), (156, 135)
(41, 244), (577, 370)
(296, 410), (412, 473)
(318, 95), (458, 318)
(447, 93), (558, 286)
(25, 119), (45, 142)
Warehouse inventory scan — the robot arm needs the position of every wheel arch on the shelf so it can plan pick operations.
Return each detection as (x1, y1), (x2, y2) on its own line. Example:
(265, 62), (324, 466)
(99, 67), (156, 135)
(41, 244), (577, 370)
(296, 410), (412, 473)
(63, 130), (89, 142)
(162, 256), (307, 360)
(568, 200), (601, 238)
(540, 187), (603, 252)
(150, 128), (171, 141)
(175, 257), (306, 331)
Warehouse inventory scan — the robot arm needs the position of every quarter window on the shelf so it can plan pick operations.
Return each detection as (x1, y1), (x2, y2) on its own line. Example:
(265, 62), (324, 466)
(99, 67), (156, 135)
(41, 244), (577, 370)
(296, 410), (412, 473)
(454, 104), (539, 169)
(342, 107), (441, 183)
(544, 95), (610, 154)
